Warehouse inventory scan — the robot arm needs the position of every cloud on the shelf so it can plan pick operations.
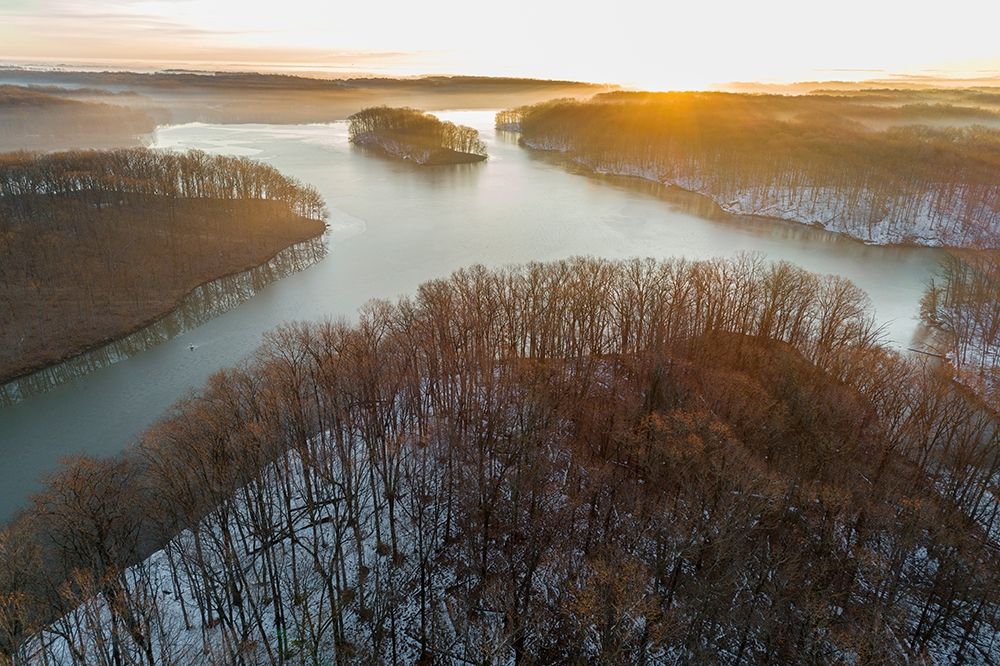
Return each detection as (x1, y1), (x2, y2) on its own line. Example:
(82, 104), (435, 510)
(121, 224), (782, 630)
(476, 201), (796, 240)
(3, 0), (242, 38)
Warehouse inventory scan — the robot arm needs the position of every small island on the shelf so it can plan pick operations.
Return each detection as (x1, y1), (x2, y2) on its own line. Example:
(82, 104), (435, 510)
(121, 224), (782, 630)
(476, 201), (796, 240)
(0, 148), (327, 383)
(348, 106), (487, 165)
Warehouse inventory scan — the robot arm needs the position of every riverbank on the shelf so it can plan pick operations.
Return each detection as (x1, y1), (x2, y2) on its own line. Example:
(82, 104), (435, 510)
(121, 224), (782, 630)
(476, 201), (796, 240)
(519, 137), (986, 250)
(421, 147), (488, 165)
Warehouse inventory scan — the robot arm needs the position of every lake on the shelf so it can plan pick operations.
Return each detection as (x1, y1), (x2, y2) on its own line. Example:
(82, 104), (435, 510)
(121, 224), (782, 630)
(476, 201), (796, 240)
(0, 110), (942, 521)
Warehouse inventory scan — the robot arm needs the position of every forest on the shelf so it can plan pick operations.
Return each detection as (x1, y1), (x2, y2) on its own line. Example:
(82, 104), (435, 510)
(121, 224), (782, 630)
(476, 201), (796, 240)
(497, 91), (1000, 247)
(0, 87), (158, 151)
(1, 257), (997, 664)
(348, 107), (487, 165)
(0, 148), (327, 383)
(922, 251), (1000, 401)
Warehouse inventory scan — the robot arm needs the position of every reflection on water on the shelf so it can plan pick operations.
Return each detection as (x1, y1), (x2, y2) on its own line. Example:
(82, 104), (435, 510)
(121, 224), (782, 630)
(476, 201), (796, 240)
(0, 237), (326, 407)
(494, 129), (522, 146)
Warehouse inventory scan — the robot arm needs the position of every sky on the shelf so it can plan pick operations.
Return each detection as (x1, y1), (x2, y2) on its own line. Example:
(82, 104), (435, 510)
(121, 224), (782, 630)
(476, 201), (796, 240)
(2, 0), (999, 89)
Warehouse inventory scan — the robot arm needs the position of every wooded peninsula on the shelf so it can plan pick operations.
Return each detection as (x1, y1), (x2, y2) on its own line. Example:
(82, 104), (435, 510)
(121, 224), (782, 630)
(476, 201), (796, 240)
(498, 91), (1000, 247)
(348, 107), (488, 165)
(2, 257), (998, 663)
(0, 148), (327, 384)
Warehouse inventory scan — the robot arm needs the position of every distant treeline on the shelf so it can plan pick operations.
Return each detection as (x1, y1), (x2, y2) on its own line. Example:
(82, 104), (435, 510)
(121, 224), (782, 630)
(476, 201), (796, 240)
(807, 87), (1000, 113)
(498, 92), (1000, 247)
(3, 257), (999, 664)
(0, 69), (607, 125)
(696, 87), (1000, 126)
(348, 106), (487, 165)
(0, 148), (327, 382)
(0, 86), (158, 151)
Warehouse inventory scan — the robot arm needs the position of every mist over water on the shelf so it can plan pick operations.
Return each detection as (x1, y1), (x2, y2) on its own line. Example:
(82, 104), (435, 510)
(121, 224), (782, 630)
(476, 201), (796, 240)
(0, 110), (942, 521)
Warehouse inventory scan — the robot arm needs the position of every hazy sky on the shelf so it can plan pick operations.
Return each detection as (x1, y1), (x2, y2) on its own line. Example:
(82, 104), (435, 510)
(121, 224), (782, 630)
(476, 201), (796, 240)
(2, 0), (999, 88)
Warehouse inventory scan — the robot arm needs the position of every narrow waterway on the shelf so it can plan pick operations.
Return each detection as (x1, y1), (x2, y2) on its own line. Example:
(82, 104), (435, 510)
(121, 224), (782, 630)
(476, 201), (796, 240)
(0, 111), (942, 520)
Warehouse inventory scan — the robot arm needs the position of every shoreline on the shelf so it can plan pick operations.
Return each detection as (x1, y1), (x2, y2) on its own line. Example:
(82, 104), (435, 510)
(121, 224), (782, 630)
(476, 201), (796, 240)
(0, 229), (327, 406)
(517, 140), (989, 251)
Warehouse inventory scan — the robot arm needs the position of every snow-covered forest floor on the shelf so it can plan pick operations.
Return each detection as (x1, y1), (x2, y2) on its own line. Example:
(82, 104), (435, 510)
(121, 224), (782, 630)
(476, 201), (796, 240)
(9, 257), (1000, 665)
(522, 137), (993, 248)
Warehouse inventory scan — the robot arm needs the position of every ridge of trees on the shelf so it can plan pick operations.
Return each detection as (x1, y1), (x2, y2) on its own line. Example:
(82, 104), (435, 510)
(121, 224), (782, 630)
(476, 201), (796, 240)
(2, 256), (998, 664)
(348, 107), (487, 165)
(498, 92), (1000, 247)
(0, 148), (328, 383)
(806, 87), (1000, 110)
(0, 70), (607, 125)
